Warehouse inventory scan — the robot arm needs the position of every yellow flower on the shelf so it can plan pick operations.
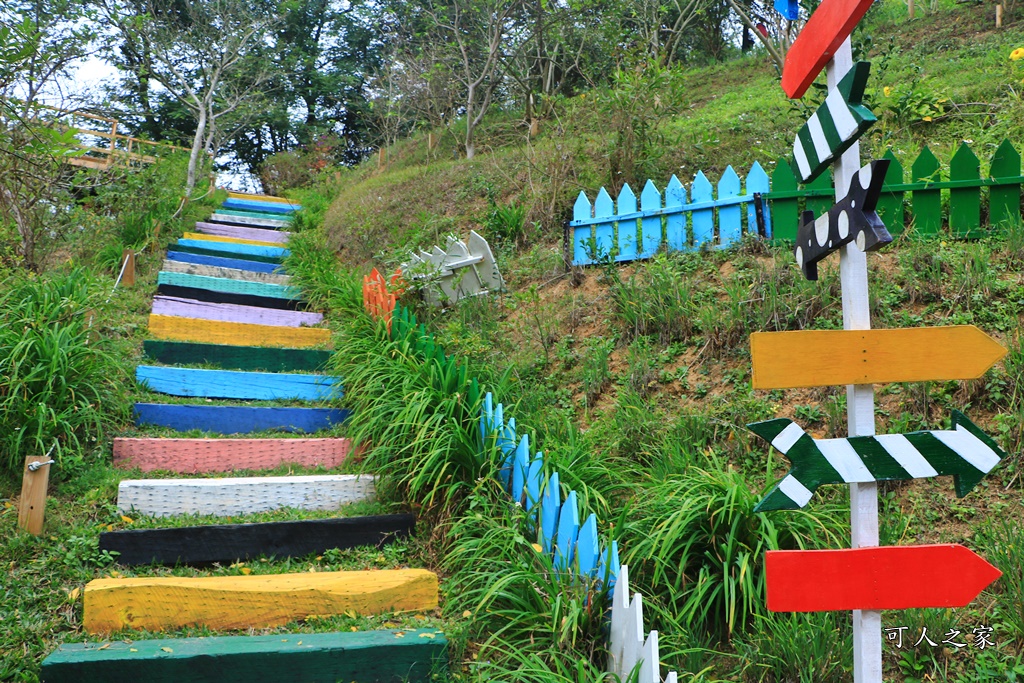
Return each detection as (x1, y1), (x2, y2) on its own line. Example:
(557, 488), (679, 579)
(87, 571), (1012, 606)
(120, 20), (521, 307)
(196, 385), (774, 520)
(923, 116), (932, 121)
(883, 86), (892, 97)
(1011, 47), (1024, 60)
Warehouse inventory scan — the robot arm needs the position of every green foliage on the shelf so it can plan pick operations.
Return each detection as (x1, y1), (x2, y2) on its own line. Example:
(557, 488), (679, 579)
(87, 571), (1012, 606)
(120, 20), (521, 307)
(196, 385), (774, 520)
(734, 611), (851, 682)
(622, 458), (846, 643)
(610, 254), (697, 344)
(0, 269), (131, 477)
(975, 516), (1024, 644)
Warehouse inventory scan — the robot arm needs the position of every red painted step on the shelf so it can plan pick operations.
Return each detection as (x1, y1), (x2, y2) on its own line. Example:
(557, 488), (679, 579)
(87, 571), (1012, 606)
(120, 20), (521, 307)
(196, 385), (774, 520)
(113, 438), (352, 473)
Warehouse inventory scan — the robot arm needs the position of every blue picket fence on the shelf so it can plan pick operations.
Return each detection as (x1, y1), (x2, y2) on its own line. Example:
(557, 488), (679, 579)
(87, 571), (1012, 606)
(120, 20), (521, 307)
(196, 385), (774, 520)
(570, 163), (773, 266)
(480, 393), (619, 586)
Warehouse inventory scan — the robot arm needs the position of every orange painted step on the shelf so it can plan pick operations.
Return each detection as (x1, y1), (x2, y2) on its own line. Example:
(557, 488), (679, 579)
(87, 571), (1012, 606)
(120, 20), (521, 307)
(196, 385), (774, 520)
(113, 438), (352, 473)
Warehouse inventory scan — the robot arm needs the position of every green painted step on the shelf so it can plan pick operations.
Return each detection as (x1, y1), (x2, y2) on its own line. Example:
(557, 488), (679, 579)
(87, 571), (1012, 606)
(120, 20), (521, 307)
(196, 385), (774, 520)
(41, 629), (447, 683)
(143, 340), (331, 372)
(216, 208), (296, 222)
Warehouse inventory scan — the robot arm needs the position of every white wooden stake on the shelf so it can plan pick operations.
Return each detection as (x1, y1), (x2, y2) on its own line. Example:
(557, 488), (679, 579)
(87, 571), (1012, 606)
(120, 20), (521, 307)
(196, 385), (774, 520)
(828, 38), (883, 683)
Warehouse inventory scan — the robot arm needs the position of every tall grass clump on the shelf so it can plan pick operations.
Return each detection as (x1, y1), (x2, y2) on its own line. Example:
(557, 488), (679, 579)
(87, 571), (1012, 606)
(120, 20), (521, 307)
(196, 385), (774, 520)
(609, 254), (698, 344)
(621, 457), (845, 643)
(975, 516), (1024, 644)
(0, 269), (131, 477)
(330, 304), (497, 515)
(284, 229), (362, 315)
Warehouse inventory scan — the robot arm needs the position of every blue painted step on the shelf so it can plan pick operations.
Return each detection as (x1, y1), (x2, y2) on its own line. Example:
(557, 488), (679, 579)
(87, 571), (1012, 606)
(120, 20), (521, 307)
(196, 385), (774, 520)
(222, 198), (300, 214)
(176, 239), (290, 261)
(157, 272), (301, 301)
(136, 366), (341, 401)
(166, 251), (285, 275)
(134, 404), (348, 434)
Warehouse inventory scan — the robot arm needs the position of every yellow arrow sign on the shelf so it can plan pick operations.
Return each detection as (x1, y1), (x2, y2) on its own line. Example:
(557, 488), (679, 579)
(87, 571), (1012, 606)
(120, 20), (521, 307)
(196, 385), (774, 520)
(751, 326), (1006, 389)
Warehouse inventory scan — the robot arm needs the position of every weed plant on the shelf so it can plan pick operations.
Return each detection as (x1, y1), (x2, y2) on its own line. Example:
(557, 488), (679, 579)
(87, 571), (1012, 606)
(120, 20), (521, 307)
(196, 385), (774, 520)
(0, 269), (131, 478)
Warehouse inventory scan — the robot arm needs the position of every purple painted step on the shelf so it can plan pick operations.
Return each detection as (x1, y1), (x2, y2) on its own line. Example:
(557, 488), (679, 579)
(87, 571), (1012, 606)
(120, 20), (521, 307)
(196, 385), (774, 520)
(151, 296), (324, 328)
(194, 222), (291, 243)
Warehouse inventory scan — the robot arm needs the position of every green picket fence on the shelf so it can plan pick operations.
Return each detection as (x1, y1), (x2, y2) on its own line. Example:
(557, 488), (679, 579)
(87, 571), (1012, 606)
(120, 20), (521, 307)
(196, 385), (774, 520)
(769, 139), (1024, 241)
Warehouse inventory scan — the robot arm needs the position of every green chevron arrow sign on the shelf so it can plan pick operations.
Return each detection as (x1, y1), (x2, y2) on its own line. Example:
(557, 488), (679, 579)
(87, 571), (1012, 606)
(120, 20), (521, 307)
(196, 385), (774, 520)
(791, 61), (877, 184)
(749, 411), (1004, 511)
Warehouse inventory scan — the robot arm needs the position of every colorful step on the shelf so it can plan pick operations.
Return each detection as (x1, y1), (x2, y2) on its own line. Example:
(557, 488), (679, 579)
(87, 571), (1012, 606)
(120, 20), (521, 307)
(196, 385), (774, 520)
(210, 210), (291, 228)
(83, 568), (438, 633)
(134, 403), (347, 434)
(117, 474), (374, 517)
(157, 272), (300, 301)
(227, 190), (299, 205)
(223, 197), (298, 214)
(194, 221), (291, 243)
(148, 315), (330, 347)
(160, 260), (293, 285)
(100, 513), (415, 565)
(166, 250), (284, 274)
(173, 241), (286, 264)
(183, 231), (286, 248)
(152, 297), (320, 328)
(136, 366), (341, 401)
(113, 436), (349, 472)
(142, 340), (331, 373)
(156, 284), (304, 311)
(43, 628), (444, 683)
(41, 629), (447, 683)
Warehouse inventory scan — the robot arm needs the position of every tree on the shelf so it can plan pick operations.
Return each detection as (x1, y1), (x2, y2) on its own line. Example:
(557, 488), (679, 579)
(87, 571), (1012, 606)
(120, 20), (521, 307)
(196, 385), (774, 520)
(106, 0), (280, 197)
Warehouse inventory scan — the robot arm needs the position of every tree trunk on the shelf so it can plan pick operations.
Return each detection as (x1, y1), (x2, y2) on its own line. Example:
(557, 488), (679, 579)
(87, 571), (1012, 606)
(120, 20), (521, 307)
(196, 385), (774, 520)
(186, 105), (208, 198)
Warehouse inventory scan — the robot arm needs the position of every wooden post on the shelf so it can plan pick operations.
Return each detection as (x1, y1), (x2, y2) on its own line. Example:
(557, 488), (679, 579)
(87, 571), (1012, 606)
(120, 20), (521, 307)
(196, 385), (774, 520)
(908, 0), (914, 18)
(996, 3), (1003, 27)
(829, 38), (882, 683)
(121, 249), (135, 286)
(428, 132), (436, 150)
(378, 148), (385, 168)
(151, 221), (162, 253)
(18, 454), (54, 535)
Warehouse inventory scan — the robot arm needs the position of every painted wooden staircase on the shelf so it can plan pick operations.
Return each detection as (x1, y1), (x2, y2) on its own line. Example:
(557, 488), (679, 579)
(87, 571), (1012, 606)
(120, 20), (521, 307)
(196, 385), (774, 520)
(42, 192), (445, 682)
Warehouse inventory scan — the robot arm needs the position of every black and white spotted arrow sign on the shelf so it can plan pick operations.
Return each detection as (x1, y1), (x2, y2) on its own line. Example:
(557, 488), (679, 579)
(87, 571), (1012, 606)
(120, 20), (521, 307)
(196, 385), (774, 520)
(794, 158), (893, 280)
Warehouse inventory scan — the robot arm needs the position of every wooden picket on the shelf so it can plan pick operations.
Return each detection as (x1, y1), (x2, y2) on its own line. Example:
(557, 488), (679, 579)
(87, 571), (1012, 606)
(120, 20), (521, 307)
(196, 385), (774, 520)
(568, 140), (1024, 266)
(607, 565), (679, 683)
(569, 163), (772, 265)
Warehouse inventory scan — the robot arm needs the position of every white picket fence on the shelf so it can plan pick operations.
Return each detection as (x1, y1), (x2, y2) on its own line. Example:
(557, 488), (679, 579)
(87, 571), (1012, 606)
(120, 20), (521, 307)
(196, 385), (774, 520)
(403, 230), (504, 305)
(608, 565), (679, 683)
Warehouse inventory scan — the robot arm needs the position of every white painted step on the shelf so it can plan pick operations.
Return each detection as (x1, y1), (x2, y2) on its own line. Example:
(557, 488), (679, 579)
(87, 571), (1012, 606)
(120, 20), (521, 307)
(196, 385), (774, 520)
(117, 475), (375, 517)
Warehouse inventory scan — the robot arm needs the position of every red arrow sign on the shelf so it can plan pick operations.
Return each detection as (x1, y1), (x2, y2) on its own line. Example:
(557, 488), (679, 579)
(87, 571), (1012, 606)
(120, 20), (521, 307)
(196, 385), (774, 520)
(766, 544), (1001, 612)
(781, 0), (875, 99)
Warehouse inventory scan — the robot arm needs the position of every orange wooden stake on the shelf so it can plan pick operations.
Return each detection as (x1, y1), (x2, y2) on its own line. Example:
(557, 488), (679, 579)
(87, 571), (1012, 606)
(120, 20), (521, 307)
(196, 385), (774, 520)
(18, 455), (53, 535)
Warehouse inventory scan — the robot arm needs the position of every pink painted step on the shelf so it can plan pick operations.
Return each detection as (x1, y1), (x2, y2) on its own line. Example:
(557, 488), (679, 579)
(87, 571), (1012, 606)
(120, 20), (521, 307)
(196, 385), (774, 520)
(194, 221), (292, 243)
(151, 296), (323, 327)
(113, 438), (352, 473)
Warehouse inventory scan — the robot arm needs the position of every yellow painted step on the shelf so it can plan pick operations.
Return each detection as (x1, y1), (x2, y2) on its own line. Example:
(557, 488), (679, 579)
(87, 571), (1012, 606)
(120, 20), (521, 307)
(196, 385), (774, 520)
(148, 315), (331, 348)
(182, 232), (283, 248)
(84, 569), (438, 633)
(227, 191), (297, 205)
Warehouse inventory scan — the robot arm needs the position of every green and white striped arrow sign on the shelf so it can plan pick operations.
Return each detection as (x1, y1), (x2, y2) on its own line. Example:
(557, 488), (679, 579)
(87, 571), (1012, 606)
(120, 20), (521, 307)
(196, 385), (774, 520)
(749, 411), (1005, 511)
(791, 61), (877, 184)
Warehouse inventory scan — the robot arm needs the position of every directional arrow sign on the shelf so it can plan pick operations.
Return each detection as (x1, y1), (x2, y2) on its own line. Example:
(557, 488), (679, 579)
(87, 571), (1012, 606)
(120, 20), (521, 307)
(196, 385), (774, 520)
(749, 410), (1005, 511)
(750, 326), (1007, 389)
(782, 0), (876, 98)
(795, 159), (892, 280)
(766, 544), (1001, 612)
(792, 62), (876, 183)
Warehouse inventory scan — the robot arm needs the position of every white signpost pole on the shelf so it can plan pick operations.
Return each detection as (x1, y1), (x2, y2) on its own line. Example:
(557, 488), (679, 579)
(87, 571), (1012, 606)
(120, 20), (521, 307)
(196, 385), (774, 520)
(827, 37), (884, 683)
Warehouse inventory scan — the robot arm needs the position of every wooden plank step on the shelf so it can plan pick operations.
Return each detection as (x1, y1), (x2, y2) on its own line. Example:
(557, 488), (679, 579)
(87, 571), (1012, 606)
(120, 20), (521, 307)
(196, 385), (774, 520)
(195, 221), (291, 243)
(148, 315), (330, 347)
(152, 297), (321, 328)
(42, 628), (446, 683)
(100, 513), (414, 565)
(157, 272), (300, 301)
(117, 474), (374, 517)
(134, 403), (348, 434)
(142, 340), (331, 372)
(223, 197), (297, 214)
(83, 568), (437, 633)
(183, 231), (286, 248)
(210, 210), (291, 227)
(174, 241), (287, 264)
(160, 260), (293, 285)
(113, 436), (350, 473)
(166, 250), (284, 274)
(156, 284), (305, 312)
(136, 366), (341, 401)
(227, 190), (299, 205)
